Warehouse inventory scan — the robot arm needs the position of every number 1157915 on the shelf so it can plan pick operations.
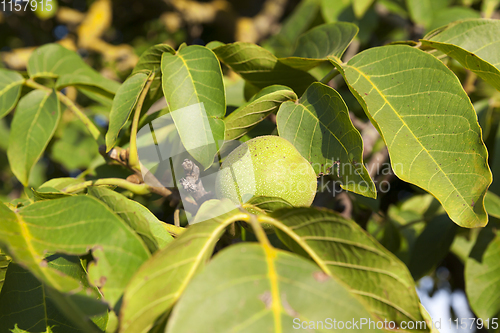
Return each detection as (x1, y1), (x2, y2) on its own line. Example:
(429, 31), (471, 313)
(1, 0), (53, 12)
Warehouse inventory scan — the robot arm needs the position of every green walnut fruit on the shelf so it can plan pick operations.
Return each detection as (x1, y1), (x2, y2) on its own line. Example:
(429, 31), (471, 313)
(215, 135), (317, 207)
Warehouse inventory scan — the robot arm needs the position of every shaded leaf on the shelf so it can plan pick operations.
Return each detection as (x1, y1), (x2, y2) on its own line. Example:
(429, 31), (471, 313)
(0, 197), (150, 308)
(427, 7), (480, 33)
(27, 44), (119, 94)
(119, 200), (240, 333)
(279, 22), (358, 71)
(0, 249), (10, 293)
(353, 0), (375, 18)
(166, 243), (382, 333)
(212, 42), (316, 95)
(466, 227), (500, 324)
(132, 44), (175, 112)
(51, 119), (99, 170)
(422, 19), (500, 91)
(330, 45), (491, 228)
(105, 72), (150, 151)
(271, 207), (428, 331)
(277, 82), (375, 198)
(262, 0), (321, 57)
(8, 90), (60, 186)
(245, 196), (293, 214)
(132, 44), (175, 75)
(224, 85), (296, 140)
(408, 214), (457, 280)
(161, 45), (225, 169)
(88, 186), (173, 252)
(0, 256), (107, 333)
(0, 69), (24, 119)
(485, 191), (500, 219)
(406, 0), (433, 28)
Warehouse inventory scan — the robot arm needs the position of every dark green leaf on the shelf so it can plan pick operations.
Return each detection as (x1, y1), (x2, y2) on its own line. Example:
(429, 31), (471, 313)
(330, 45), (492, 228)
(105, 72), (150, 151)
(406, 0), (433, 27)
(0, 69), (24, 119)
(408, 214), (457, 280)
(277, 82), (375, 198)
(212, 42), (316, 95)
(0, 249), (10, 293)
(277, 22), (358, 71)
(262, 0), (321, 57)
(166, 243), (382, 333)
(224, 85), (296, 140)
(88, 186), (173, 252)
(8, 90), (60, 186)
(466, 227), (500, 324)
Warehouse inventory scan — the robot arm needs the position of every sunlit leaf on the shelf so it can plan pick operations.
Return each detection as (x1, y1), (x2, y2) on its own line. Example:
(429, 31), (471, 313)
(161, 45), (225, 169)
(27, 44), (119, 94)
(0, 69), (24, 119)
(8, 90), (60, 186)
(330, 45), (491, 227)
(270, 207), (428, 331)
(119, 200), (240, 333)
(422, 19), (500, 92)
(166, 243), (382, 333)
(0, 197), (150, 308)
(466, 226), (500, 323)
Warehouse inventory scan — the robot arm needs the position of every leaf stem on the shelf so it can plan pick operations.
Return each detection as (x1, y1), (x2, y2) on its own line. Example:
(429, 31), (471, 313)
(162, 223), (186, 237)
(319, 68), (339, 84)
(248, 212), (272, 248)
(129, 72), (155, 169)
(62, 178), (151, 195)
(24, 79), (102, 141)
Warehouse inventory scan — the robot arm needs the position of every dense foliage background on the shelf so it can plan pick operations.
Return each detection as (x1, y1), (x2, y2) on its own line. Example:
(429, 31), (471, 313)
(1, 0), (500, 332)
